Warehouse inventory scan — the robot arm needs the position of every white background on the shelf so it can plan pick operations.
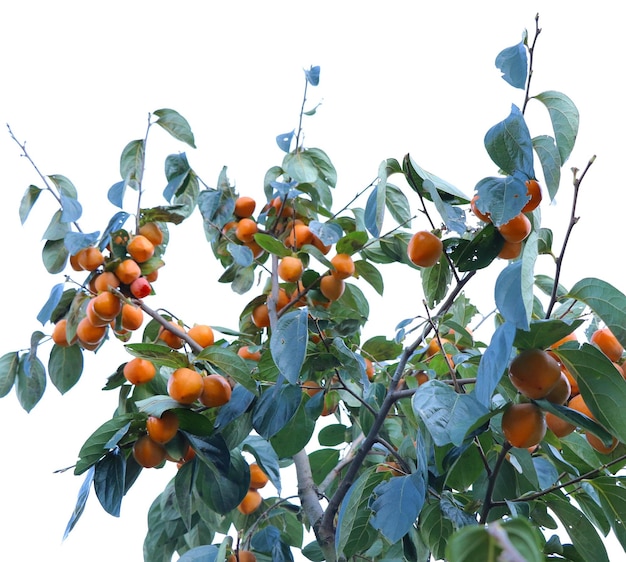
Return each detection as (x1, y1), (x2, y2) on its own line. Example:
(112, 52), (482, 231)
(1, 1), (624, 561)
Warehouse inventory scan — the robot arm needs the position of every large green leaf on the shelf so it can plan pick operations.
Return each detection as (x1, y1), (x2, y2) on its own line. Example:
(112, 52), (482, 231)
(48, 343), (83, 394)
(252, 383), (302, 440)
(42, 238), (69, 274)
(308, 448), (340, 486)
(532, 135), (561, 200)
(270, 308), (308, 385)
(270, 394), (315, 457)
(282, 151), (318, 183)
(354, 259), (384, 296)
(16, 352), (46, 412)
(19, 184), (42, 224)
(403, 154), (469, 205)
(533, 91), (579, 164)
(75, 415), (133, 475)
(0, 351), (19, 398)
(196, 346), (257, 392)
(119, 139), (145, 184)
(124, 343), (188, 369)
(568, 278), (626, 346)
(94, 447), (125, 517)
(194, 449), (249, 514)
(587, 476), (626, 551)
(153, 108), (196, 148)
(419, 501), (455, 560)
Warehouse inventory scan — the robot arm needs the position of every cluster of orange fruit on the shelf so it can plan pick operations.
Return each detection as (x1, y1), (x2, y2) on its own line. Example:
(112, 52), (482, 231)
(471, 179), (542, 260)
(502, 326), (624, 453)
(51, 222), (165, 350)
(236, 462), (269, 515)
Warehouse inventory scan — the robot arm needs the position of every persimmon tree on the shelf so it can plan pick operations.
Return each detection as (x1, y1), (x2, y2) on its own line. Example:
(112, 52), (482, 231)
(3, 17), (626, 562)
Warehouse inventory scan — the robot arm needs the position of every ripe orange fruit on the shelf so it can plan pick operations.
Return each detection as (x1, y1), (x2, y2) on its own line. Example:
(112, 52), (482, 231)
(127, 234), (155, 263)
(51, 319), (72, 347)
(269, 196), (295, 218)
(302, 380), (323, 397)
(470, 194), (491, 223)
(86, 298), (110, 328)
(545, 412), (576, 438)
(123, 357), (157, 384)
(285, 223), (314, 249)
(187, 324), (215, 348)
(77, 246), (105, 271)
(235, 218), (259, 244)
(277, 256), (304, 283)
(375, 461), (404, 476)
(364, 358), (375, 381)
(501, 403), (546, 448)
(132, 434), (166, 468)
(509, 349), (561, 399)
(312, 234), (332, 255)
(146, 411), (179, 444)
(167, 367), (204, 404)
(543, 372), (571, 405)
(415, 371), (429, 385)
(93, 271), (121, 293)
(586, 432), (618, 455)
(245, 240), (264, 258)
(407, 231), (443, 267)
(92, 291), (122, 321)
(76, 317), (107, 345)
(498, 240), (522, 260)
(498, 213), (531, 244)
(228, 550), (257, 562)
(115, 259), (142, 284)
(251, 303), (270, 328)
(319, 274), (345, 301)
(550, 332), (578, 349)
(158, 321), (184, 349)
(547, 351), (579, 396)
(69, 252), (84, 271)
(331, 253), (355, 280)
(121, 303), (144, 331)
(139, 222), (164, 246)
(238, 346), (262, 361)
(237, 489), (263, 515)
(568, 393), (594, 420)
(522, 179), (542, 213)
(591, 327), (624, 362)
(145, 268), (159, 283)
(234, 196), (257, 218)
(425, 337), (452, 358)
(199, 374), (232, 407)
(249, 463), (269, 489)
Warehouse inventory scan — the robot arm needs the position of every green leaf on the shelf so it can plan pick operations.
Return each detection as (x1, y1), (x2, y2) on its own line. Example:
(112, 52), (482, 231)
(196, 346), (257, 392)
(514, 318), (583, 351)
(270, 394), (315, 457)
(48, 174), (78, 198)
(19, 185), (42, 224)
(587, 477), (626, 551)
(412, 380), (490, 446)
(124, 343), (188, 369)
(119, 139), (145, 184)
(495, 39), (528, 89)
(420, 501), (455, 560)
(309, 448), (340, 486)
(422, 258), (451, 308)
(16, 352), (46, 412)
(532, 135), (561, 200)
(153, 108), (196, 148)
(336, 231), (368, 255)
(354, 259), (383, 296)
(306, 147), (337, 187)
(270, 309), (308, 385)
(242, 434), (282, 494)
(385, 183), (412, 225)
(557, 344), (626, 443)
(75, 415), (133, 475)
(0, 351), (19, 398)
(364, 181), (386, 238)
(178, 545), (219, 562)
(336, 469), (385, 558)
(318, 424), (347, 447)
(48, 343), (83, 394)
(533, 91), (579, 164)
(283, 151), (318, 183)
(403, 155), (470, 205)
(42, 238), (69, 274)
(252, 383), (302, 440)
(362, 336), (403, 361)
(63, 467), (95, 540)
(135, 395), (184, 417)
(568, 278), (626, 346)
(174, 460), (194, 529)
(60, 193), (83, 222)
(547, 491), (609, 562)
(94, 448), (125, 517)
(253, 233), (292, 257)
(194, 449), (248, 514)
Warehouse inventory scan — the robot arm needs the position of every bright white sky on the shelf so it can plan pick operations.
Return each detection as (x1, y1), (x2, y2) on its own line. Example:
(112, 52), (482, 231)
(1, 2), (624, 561)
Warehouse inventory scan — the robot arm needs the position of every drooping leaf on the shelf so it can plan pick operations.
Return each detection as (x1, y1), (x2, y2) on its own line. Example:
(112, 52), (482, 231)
(124, 343), (188, 369)
(385, 183), (412, 225)
(447, 225), (501, 272)
(495, 261), (530, 330)
(495, 38), (528, 89)
(420, 501), (455, 559)
(354, 259), (384, 296)
(19, 184), (42, 224)
(251, 525), (294, 562)
(214, 384), (256, 429)
(119, 139), (144, 185)
(532, 135), (561, 200)
(0, 351), (19, 398)
(196, 346), (257, 392)
(94, 447), (125, 517)
(42, 210), (70, 240)
(242, 434), (282, 494)
(37, 283), (65, 325)
(60, 193), (83, 222)
(513, 318), (583, 351)
(75, 415), (133, 475)
(252, 383), (302, 440)
(194, 448), (248, 514)
(15, 352), (46, 412)
(48, 343), (83, 394)
(270, 393), (316, 457)
(587, 477), (626, 551)
(174, 460), (194, 529)
(270, 308), (308, 385)
(364, 182), (385, 238)
(153, 108), (196, 148)
(412, 380), (490, 446)
(533, 91), (579, 164)
(42, 238), (69, 274)
(308, 220), (343, 246)
(183, 432), (230, 476)
(474, 175), (529, 228)
(63, 466), (95, 540)
(403, 155), (469, 205)
(107, 180), (126, 208)
(422, 258), (451, 308)
(421, 179), (467, 235)
(484, 104), (535, 179)
(304, 65), (320, 86)
(63, 231), (100, 255)
(177, 545), (219, 562)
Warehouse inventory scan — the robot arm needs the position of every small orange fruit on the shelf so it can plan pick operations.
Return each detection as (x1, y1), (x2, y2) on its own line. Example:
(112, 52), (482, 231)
(127, 234), (155, 263)
(586, 432), (619, 455)
(93, 271), (121, 293)
(375, 461), (404, 476)
(234, 196), (257, 218)
(235, 218), (259, 244)
(92, 291), (122, 322)
(51, 318), (72, 347)
(498, 213), (531, 244)
(77, 246), (105, 271)
(76, 317), (107, 345)
(277, 256), (304, 283)
(543, 372), (571, 405)
(199, 374), (232, 408)
(132, 434), (166, 468)
(146, 411), (180, 444)
(86, 298), (110, 328)
(522, 179), (542, 213)
(123, 357), (157, 384)
(364, 358), (375, 381)
(228, 551), (257, 562)
(425, 337), (452, 358)
(251, 303), (270, 329)
(509, 349), (561, 399)
(249, 463), (269, 489)
(312, 234), (332, 255)
(319, 274), (345, 301)
(69, 252), (84, 271)
(302, 380), (322, 397)
(285, 223), (314, 249)
(121, 303), (144, 331)
(501, 403), (546, 448)
(158, 321), (184, 349)
(470, 194), (491, 223)
(331, 253), (355, 279)
(115, 259), (142, 284)
(237, 489), (263, 515)
(139, 222), (164, 246)
(238, 346), (262, 361)
(550, 332), (578, 349)
(545, 412), (576, 438)
(568, 393), (594, 420)
(167, 367), (204, 404)
(407, 231), (443, 267)
(187, 324), (215, 348)
(498, 240), (522, 260)
(591, 327), (624, 362)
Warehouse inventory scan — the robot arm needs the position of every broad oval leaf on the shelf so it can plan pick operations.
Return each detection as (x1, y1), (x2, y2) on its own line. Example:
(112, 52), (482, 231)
(178, 545), (219, 562)
(37, 283), (65, 325)
(403, 155), (469, 205)
(0, 351), (19, 398)
(242, 434), (282, 494)
(253, 233), (292, 257)
(474, 175), (529, 227)
(354, 259), (384, 296)
(194, 448), (248, 514)
(495, 38), (528, 89)
(304, 65), (320, 86)
(19, 184), (42, 224)
(153, 108), (196, 148)
(532, 135), (561, 200)
(16, 352), (46, 412)
(48, 343), (83, 394)
(42, 210), (70, 241)
(276, 130), (295, 153)
(253, 383), (302, 440)
(282, 151), (318, 183)
(63, 231), (101, 255)
(75, 415), (133, 475)
(533, 90), (579, 164)
(60, 193), (83, 223)
(119, 139), (145, 183)
(94, 448), (125, 517)
(124, 343), (188, 369)
(42, 238), (69, 274)
(270, 308), (308, 385)
(495, 261), (530, 330)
